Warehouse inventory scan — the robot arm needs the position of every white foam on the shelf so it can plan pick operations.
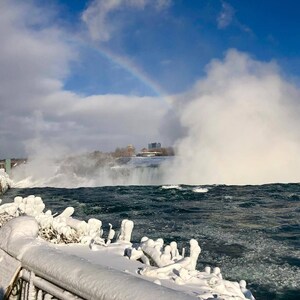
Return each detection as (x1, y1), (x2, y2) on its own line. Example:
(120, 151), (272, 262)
(192, 187), (209, 193)
(161, 185), (182, 190)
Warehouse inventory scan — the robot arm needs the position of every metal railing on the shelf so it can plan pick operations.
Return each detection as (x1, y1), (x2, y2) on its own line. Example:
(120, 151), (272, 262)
(8, 269), (82, 300)
(1, 217), (195, 300)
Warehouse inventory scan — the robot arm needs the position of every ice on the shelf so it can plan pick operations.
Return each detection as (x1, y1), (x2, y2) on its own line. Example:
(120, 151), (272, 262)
(118, 219), (134, 242)
(240, 280), (256, 300)
(0, 169), (12, 194)
(0, 218), (194, 300)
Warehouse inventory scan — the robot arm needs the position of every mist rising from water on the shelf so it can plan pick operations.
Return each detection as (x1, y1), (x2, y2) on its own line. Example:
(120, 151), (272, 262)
(11, 140), (168, 187)
(164, 50), (300, 185)
(12, 165), (164, 188)
(12, 161), (166, 188)
(11, 50), (300, 187)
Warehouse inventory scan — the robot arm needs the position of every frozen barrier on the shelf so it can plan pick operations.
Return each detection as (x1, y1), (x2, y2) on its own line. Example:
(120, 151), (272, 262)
(1, 196), (255, 300)
(0, 169), (12, 194)
(0, 217), (194, 300)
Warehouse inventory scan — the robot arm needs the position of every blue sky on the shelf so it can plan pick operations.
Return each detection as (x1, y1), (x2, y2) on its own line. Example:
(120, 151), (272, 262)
(49, 0), (300, 96)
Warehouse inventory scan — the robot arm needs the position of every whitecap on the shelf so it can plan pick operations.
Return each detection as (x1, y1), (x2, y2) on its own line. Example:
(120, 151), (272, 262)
(161, 185), (182, 190)
(192, 187), (209, 193)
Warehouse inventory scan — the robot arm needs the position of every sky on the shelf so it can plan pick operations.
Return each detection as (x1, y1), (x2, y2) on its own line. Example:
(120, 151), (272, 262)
(1, 0), (300, 167)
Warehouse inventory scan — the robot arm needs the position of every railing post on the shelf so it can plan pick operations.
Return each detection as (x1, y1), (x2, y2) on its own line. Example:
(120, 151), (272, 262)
(5, 159), (11, 175)
(28, 271), (36, 300)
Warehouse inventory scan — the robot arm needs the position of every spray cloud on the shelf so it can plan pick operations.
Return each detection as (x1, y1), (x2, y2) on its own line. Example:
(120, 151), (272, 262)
(11, 50), (300, 187)
(165, 49), (300, 185)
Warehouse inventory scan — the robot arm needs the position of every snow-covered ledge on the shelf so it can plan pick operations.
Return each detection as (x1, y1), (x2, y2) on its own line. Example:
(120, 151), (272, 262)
(0, 196), (255, 300)
(0, 217), (194, 300)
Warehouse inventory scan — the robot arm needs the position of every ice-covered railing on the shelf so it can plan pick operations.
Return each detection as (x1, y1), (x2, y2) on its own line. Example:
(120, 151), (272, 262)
(0, 169), (12, 194)
(0, 196), (255, 300)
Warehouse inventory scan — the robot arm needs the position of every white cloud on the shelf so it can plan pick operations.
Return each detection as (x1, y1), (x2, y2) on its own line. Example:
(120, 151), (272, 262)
(81, 0), (171, 42)
(217, 1), (235, 29)
(81, 0), (121, 42)
(165, 50), (300, 185)
(0, 1), (169, 159)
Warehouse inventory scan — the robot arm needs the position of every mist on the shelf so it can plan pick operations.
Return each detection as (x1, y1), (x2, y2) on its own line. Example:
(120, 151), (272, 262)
(10, 50), (300, 187)
(165, 49), (300, 185)
(11, 140), (168, 187)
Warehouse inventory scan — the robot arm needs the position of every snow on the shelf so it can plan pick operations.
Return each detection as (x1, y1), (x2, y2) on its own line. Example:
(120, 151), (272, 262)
(0, 216), (39, 259)
(0, 195), (256, 300)
(0, 169), (12, 194)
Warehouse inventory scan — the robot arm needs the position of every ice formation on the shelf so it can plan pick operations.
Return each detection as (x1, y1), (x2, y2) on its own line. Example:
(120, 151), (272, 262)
(0, 196), (256, 300)
(125, 238), (253, 299)
(0, 195), (116, 246)
(0, 169), (12, 194)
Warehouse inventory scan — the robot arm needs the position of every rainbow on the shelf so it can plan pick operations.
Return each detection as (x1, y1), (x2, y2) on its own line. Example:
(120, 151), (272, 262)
(83, 43), (171, 105)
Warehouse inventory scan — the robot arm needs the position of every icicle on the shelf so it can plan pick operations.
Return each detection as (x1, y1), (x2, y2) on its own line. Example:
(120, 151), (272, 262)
(118, 219), (134, 242)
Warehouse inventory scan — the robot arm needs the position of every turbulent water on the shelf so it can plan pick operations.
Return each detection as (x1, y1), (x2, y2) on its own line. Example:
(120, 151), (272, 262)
(2, 183), (300, 300)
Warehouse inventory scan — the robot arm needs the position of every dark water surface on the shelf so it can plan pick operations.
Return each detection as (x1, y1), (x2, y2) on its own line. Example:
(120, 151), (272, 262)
(2, 184), (300, 300)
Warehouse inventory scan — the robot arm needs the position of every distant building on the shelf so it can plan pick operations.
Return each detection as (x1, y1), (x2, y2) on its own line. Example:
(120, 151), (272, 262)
(148, 142), (161, 150)
(136, 142), (175, 157)
(136, 142), (162, 157)
(136, 152), (156, 157)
